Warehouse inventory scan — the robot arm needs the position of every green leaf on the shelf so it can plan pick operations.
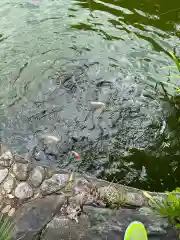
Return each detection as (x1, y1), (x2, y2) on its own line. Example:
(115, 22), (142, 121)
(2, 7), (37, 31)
(169, 52), (180, 72)
(148, 187), (180, 231)
(160, 65), (177, 70)
(169, 74), (180, 79)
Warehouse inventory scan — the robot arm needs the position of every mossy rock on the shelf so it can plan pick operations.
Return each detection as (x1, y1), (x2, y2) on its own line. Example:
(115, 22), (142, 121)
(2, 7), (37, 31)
(99, 186), (126, 208)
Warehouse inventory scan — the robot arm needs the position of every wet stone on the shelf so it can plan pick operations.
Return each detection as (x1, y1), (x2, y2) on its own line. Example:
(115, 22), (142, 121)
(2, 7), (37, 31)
(0, 168), (8, 184)
(40, 173), (69, 195)
(15, 182), (33, 199)
(0, 150), (13, 167)
(12, 162), (29, 181)
(34, 150), (47, 162)
(29, 166), (45, 188)
(3, 175), (16, 193)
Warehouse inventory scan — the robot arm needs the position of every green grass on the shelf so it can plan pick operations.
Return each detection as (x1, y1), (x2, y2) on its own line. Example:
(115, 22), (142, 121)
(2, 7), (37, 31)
(144, 188), (180, 229)
(0, 215), (13, 240)
(144, 188), (180, 239)
(160, 51), (180, 93)
(169, 52), (180, 73)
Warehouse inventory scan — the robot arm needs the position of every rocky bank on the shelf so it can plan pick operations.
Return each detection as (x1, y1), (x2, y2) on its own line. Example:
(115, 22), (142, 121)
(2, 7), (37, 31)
(0, 142), (178, 239)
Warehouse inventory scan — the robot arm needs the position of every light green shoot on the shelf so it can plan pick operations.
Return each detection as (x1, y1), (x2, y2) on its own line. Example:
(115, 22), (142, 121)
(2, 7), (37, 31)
(169, 52), (180, 72)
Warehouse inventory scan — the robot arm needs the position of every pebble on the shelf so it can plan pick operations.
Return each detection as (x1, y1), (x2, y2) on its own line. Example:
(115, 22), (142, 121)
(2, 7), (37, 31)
(2, 205), (11, 214)
(12, 162), (29, 181)
(51, 174), (69, 184)
(3, 175), (15, 193)
(45, 168), (55, 179)
(15, 182), (33, 199)
(0, 150), (13, 167)
(8, 194), (15, 199)
(40, 173), (69, 195)
(8, 207), (15, 217)
(29, 166), (45, 187)
(0, 168), (8, 184)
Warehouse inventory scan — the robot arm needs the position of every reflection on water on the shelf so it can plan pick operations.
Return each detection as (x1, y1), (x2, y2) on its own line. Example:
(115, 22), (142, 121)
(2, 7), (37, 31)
(0, 0), (180, 191)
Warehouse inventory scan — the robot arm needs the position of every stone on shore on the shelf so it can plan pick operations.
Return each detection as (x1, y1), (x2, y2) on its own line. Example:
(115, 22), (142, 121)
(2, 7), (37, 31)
(15, 182), (33, 199)
(12, 162), (30, 181)
(40, 173), (69, 195)
(0, 144), (13, 167)
(0, 168), (8, 184)
(40, 206), (178, 240)
(29, 166), (45, 187)
(8, 207), (15, 216)
(0, 144), (177, 240)
(3, 175), (15, 193)
(14, 196), (65, 240)
(1, 204), (11, 214)
(0, 150), (13, 167)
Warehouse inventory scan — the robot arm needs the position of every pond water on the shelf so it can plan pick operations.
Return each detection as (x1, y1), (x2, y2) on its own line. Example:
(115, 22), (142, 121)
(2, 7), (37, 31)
(0, 0), (180, 191)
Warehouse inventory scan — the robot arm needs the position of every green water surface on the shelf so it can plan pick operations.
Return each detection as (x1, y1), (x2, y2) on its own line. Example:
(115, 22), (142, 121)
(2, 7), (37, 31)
(0, 0), (180, 191)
